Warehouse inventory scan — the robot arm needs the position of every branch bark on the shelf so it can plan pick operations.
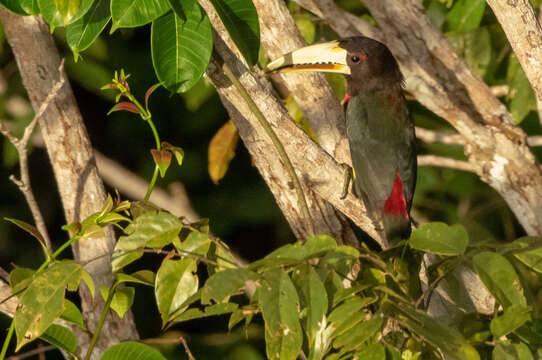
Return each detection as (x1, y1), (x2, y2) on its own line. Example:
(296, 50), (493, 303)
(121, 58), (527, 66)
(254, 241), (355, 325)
(296, 0), (542, 237)
(486, 0), (542, 123)
(198, 0), (365, 247)
(0, 10), (138, 359)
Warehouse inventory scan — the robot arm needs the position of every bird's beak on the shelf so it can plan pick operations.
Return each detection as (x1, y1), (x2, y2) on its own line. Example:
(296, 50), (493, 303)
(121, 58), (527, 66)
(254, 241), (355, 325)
(264, 40), (350, 75)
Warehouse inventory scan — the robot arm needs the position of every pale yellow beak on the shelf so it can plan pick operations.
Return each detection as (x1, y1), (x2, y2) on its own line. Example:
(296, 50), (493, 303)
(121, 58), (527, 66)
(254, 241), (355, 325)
(264, 40), (351, 75)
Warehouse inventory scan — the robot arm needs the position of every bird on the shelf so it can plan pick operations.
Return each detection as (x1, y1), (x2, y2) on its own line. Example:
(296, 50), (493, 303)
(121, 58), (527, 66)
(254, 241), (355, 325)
(264, 36), (416, 245)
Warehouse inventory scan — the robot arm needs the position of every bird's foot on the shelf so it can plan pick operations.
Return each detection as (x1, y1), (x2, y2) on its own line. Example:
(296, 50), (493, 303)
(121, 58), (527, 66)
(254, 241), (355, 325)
(340, 163), (353, 200)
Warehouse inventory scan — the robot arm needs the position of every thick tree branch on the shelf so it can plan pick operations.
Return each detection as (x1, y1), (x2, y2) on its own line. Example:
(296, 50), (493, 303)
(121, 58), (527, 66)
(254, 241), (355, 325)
(0, 9), (138, 358)
(295, 0), (542, 237)
(199, 0), (362, 246)
(486, 0), (542, 123)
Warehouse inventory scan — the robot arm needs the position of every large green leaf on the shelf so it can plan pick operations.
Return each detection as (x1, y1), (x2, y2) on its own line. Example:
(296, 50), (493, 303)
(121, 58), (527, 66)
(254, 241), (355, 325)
(151, 4), (213, 93)
(101, 341), (167, 360)
(60, 299), (85, 328)
(66, 0), (111, 60)
(292, 264), (328, 349)
(112, 211), (182, 269)
(201, 268), (258, 304)
(409, 222), (468, 256)
(176, 230), (211, 257)
(19, 0), (40, 14)
(110, 0), (170, 30)
(155, 258), (198, 325)
(208, 0), (260, 66)
(473, 251), (526, 309)
(512, 237), (542, 273)
(445, 0), (485, 32)
(38, 0), (95, 29)
(493, 342), (534, 360)
(490, 305), (531, 338)
(40, 324), (78, 357)
(355, 343), (386, 360)
(258, 268), (303, 360)
(333, 317), (383, 353)
(250, 235), (337, 270)
(0, 0), (29, 14)
(506, 54), (536, 124)
(14, 260), (84, 350)
(169, 302), (238, 323)
(100, 285), (135, 319)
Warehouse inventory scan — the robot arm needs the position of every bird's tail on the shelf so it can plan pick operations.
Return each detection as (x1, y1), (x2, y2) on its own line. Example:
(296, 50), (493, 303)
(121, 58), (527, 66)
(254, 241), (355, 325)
(382, 214), (412, 243)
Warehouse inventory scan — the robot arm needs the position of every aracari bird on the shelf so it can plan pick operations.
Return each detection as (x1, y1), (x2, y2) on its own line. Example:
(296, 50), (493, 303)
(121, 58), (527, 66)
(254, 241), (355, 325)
(265, 37), (416, 244)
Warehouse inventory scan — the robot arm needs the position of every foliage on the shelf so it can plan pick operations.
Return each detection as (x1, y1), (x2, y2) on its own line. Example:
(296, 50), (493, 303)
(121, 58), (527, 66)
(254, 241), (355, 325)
(1, 0), (542, 359)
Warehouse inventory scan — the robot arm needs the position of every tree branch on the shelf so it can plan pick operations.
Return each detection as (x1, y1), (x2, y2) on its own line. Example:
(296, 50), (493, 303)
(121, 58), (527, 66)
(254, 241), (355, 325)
(295, 0), (542, 237)
(0, 62), (68, 257)
(417, 155), (475, 173)
(199, 0), (362, 246)
(0, 9), (138, 358)
(486, 0), (542, 124)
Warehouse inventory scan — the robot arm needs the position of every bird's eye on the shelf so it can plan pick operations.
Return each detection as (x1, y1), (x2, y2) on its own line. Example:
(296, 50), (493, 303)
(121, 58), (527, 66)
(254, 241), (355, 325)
(351, 55), (361, 63)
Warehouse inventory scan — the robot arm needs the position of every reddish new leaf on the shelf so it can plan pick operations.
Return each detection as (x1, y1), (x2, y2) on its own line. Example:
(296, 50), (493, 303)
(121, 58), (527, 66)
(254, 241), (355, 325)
(108, 102), (140, 115)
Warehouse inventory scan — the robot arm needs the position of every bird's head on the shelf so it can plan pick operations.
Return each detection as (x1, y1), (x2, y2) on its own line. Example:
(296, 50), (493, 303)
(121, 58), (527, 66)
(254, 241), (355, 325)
(264, 36), (403, 95)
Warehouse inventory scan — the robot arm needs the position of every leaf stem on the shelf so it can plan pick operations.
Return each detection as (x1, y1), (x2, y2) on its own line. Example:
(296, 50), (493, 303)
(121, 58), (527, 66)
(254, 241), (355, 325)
(84, 281), (119, 360)
(0, 320), (14, 360)
(221, 62), (314, 235)
(144, 166), (160, 201)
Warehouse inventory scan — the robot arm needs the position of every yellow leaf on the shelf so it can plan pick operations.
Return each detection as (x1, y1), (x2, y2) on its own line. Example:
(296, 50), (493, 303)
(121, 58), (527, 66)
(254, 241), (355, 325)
(208, 120), (238, 184)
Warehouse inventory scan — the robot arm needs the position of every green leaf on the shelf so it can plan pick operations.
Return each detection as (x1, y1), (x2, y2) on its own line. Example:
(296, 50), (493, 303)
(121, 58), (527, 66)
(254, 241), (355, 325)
(116, 270), (155, 286)
(473, 251), (526, 308)
(110, 0), (170, 30)
(507, 54), (536, 124)
(38, 0), (95, 28)
(0, 0), (29, 14)
(161, 142), (184, 166)
(9, 266), (35, 294)
(151, 3), (213, 93)
(490, 305), (531, 338)
(60, 299), (85, 329)
(155, 258), (198, 325)
(100, 286), (135, 319)
(445, 0), (485, 32)
(355, 343), (386, 360)
(20, 0), (40, 14)
(101, 341), (167, 360)
(328, 298), (375, 337)
(176, 230), (211, 257)
(80, 268), (95, 298)
(493, 342), (533, 360)
(167, 0), (195, 21)
(258, 268), (303, 360)
(514, 238), (542, 273)
(66, 0), (111, 61)
(292, 264), (328, 348)
(40, 324), (78, 356)
(169, 302), (238, 323)
(447, 27), (492, 77)
(14, 260), (83, 350)
(208, 0), (260, 66)
(250, 235), (337, 270)
(111, 251), (143, 272)
(409, 222), (468, 256)
(333, 316), (383, 352)
(114, 211), (182, 252)
(5, 217), (49, 257)
(208, 120), (238, 184)
(202, 268), (258, 305)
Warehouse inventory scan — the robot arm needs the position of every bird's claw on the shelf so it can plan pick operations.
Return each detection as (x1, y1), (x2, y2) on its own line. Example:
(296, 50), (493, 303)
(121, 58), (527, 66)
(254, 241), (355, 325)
(340, 163), (353, 200)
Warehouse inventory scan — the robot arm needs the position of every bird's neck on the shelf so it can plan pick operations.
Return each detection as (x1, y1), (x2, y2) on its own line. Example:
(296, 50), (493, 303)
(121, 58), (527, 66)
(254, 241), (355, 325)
(346, 82), (405, 116)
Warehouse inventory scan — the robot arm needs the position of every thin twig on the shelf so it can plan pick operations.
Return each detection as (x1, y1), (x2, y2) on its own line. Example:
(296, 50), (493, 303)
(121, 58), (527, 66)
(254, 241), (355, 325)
(6, 345), (55, 360)
(0, 267), (9, 282)
(178, 336), (195, 360)
(0, 60), (66, 256)
(417, 155), (475, 173)
(415, 127), (464, 145)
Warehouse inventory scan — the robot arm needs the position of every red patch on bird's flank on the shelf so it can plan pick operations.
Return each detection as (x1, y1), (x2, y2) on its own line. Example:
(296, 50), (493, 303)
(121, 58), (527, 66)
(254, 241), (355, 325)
(384, 169), (408, 218)
(341, 93), (352, 107)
